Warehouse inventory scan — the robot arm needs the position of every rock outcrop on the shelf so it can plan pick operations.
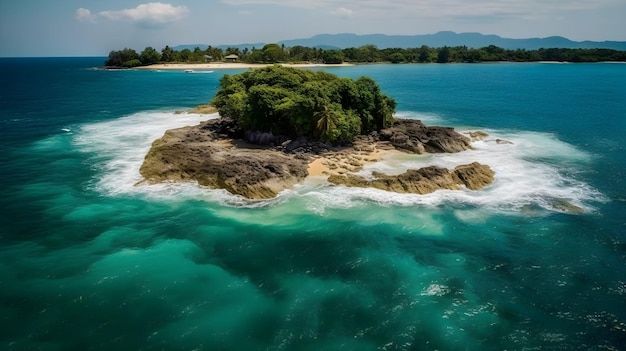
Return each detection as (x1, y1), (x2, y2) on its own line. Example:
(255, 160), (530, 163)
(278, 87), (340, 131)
(328, 162), (495, 194)
(377, 119), (471, 153)
(139, 119), (310, 199)
(452, 162), (496, 190)
(139, 117), (495, 199)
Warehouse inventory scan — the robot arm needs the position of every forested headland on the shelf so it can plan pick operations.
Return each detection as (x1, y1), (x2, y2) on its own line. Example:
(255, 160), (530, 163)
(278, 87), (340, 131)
(105, 43), (626, 67)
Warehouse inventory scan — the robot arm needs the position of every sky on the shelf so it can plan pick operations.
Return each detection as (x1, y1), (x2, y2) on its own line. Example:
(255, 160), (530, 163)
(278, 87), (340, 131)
(1, 0), (626, 57)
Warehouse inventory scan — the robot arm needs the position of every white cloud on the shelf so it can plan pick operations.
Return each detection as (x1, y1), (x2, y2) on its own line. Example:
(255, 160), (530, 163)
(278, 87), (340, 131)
(99, 3), (189, 25)
(75, 8), (96, 23)
(331, 7), (353, 18)
(77, 3), (189, 27)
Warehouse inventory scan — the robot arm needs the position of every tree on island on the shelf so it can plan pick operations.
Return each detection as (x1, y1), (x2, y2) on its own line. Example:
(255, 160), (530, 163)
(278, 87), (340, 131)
(139, 47), (161, 65)
(211, 65), (396, 144)
(105, 48), (140, 68)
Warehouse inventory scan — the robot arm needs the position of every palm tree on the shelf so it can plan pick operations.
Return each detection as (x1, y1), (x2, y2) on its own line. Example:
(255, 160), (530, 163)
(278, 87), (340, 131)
(374, 100), (391, 130)
(314, 104), (339, 141)
(373, 95), (396, 130)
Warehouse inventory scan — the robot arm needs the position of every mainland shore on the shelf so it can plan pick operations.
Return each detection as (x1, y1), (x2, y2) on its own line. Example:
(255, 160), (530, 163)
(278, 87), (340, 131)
(136, 62), (354, 70)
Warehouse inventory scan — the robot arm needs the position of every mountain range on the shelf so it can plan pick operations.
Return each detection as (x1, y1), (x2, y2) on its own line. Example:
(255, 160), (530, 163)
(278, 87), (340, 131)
(173, 31), (626, 52)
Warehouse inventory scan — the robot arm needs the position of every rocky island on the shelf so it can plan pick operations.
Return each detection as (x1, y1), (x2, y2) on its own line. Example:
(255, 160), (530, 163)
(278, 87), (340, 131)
(139, 66), (495, 199)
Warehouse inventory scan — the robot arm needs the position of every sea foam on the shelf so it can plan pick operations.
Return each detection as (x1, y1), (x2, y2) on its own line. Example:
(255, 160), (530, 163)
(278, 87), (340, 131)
(74, 110), (215, 197)
(317, 128), (605, 213)
(73, 111), (605, 215)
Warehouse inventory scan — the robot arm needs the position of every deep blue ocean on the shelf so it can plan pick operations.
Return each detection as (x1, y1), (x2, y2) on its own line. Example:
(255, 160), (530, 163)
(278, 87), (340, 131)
(1, 58), (625, 350)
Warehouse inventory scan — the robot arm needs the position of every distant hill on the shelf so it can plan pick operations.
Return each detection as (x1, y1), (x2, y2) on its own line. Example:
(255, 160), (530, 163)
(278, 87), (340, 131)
(278, 32), (626, 51)
(174, 32), (626, 52)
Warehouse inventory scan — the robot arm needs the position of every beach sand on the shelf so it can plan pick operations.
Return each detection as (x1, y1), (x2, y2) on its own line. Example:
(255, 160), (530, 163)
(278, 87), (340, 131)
(306, 141), (399, 178)
(137, 62), (354, 71)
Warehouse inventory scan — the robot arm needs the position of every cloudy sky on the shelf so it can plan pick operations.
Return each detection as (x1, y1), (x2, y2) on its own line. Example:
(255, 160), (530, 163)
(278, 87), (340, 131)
(1, 0), (625, 56)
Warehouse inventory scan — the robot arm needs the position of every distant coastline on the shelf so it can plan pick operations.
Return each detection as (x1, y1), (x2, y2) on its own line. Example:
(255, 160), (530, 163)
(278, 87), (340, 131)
(135, 61), (626, 71)
(136, 62), (354, 70)
(104, 43), (626, 69)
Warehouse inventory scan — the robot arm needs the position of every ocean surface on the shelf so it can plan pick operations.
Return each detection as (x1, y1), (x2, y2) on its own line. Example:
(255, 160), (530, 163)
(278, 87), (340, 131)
(1, 58), (625, 350)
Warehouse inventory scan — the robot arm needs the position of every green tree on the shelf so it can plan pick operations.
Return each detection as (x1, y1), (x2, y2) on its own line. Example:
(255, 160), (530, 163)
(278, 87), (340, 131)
(204, 46), (223, 61)
(375, 95), (396, 130)
(179, 48), (193, 62)
(161, 46), (175, 62)
(139, 47), (161, 65)
(321, 50), (345, 64)
(418, 45), (431, 63)
(247, 50), (265, 63)
(123, 59), (142, 68)
(193, 46), (203, 59)
(288, 46), (309, 61)
(105, 50), (124, 67)
(212, 74), (247, 119)
(314, 104), (361, 143)
(225, 47), (241, 56)
(211, 65), (395, 144)
(315, 104), (339, 140)
(261, 44), (287, 63)
(105, 48), (139, 67)
(109, 44), (626, 67)
(480, 45), (506, 61)
(389, 52), (406, 63)
(357, 45), (380, 62)
(342, 47), (359, 62)
(437, 46), (450, 63)
(336, 109), (362, 143)
(465, 49), (482, 63)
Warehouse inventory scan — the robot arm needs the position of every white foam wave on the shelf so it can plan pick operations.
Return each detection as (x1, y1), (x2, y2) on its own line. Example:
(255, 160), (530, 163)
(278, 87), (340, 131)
(421, 284), (451, 296)
(73, 111), (605, 215)
(74, 111), (217, 197)
(301, 128), (604, 213)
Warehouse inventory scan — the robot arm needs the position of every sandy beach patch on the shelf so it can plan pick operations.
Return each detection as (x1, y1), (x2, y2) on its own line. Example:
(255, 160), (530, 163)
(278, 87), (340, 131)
(137, 62), (354, 71)
(306, 141), (399, 178)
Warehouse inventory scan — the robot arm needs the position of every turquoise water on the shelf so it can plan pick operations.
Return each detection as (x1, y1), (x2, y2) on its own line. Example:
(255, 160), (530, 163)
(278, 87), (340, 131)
(1, 58), (625, 350)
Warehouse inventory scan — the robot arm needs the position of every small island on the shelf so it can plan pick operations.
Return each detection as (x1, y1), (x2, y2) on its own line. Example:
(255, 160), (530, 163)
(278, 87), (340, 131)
(139, 66), (495, 199)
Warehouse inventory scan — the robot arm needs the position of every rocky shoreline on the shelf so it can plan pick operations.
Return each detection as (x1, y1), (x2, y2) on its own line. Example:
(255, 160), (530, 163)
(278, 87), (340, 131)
(139, 117), (496, 199)
(328, 163), (495, 194)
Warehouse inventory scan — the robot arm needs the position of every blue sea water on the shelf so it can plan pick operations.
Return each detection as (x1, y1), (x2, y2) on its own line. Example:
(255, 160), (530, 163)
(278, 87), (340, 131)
(1, 58), (625, 350)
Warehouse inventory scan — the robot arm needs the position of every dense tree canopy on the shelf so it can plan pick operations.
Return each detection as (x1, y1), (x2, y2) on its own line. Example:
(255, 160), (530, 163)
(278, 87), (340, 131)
(139, 47), (161, 65)
(106, 44), (626, 67)
(211, 66), (396, 144)
(105, 48), (140, 68)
